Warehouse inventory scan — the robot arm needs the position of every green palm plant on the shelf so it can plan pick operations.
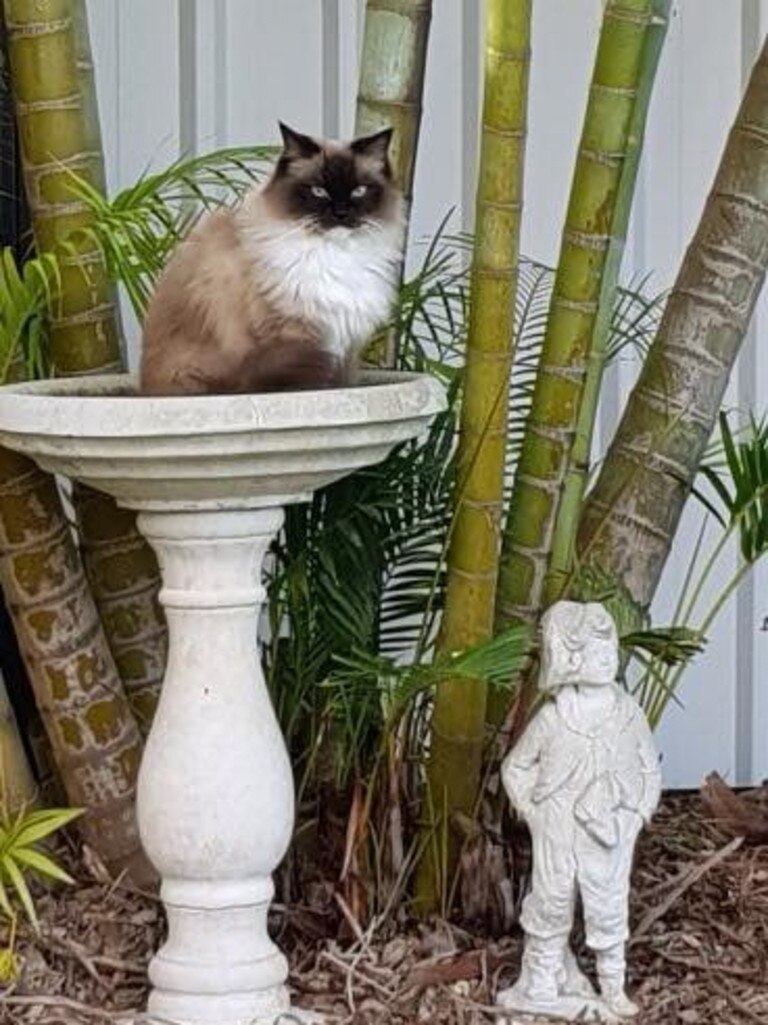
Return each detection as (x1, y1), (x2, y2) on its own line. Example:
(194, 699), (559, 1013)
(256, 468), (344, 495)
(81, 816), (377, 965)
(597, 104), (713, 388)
(0, 805), (81, 930)
(67, 147), (274, 318)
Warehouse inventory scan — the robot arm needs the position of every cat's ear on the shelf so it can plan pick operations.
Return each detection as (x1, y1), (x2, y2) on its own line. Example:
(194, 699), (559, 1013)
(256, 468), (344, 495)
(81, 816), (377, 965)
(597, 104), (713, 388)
(351, 127), (393, 171)
(278, 122), (321, 160)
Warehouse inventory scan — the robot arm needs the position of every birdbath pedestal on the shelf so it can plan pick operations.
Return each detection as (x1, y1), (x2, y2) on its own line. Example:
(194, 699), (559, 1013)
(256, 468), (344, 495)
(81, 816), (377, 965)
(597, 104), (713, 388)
(0, 371), (445, 1025)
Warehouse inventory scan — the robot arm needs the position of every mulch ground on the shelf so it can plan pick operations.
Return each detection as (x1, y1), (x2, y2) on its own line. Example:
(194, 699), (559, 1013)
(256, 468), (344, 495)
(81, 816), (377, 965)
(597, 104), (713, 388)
(0, 789), (766, 1025)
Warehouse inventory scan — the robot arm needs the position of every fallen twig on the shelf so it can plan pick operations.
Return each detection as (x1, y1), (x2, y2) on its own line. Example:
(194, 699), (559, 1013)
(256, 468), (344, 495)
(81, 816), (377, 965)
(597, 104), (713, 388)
(631, 836), (743, 941)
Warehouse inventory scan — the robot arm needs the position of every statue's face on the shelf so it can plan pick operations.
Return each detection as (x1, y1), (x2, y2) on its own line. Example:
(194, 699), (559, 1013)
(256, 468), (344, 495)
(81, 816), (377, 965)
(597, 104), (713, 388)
(538, 601), (619, 690)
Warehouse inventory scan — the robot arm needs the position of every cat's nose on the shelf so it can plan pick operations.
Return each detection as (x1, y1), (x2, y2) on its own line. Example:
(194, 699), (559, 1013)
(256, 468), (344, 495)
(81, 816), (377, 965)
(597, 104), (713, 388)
(334, 206), (352, 221)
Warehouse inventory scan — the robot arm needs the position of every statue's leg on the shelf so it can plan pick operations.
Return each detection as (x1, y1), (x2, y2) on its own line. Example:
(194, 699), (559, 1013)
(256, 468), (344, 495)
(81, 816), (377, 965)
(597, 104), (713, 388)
(578, 816), (641, 1019)
(500, 827), (575, 1008)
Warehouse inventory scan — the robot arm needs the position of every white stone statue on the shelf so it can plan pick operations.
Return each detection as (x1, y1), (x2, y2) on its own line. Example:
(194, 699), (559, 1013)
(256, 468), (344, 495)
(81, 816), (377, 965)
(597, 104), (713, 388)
(497, 601), (661, 1023)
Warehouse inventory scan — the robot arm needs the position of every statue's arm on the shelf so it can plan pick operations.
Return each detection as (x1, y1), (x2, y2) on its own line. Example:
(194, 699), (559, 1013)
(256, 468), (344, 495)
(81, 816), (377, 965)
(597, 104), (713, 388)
(635, 712), (662, 823)
(500, 709), (550, 817)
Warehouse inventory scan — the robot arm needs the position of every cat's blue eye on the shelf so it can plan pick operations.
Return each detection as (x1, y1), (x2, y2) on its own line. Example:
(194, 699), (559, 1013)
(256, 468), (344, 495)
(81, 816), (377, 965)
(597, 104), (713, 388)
(351, 185), (367, 199)
(311, 185), (329, 199)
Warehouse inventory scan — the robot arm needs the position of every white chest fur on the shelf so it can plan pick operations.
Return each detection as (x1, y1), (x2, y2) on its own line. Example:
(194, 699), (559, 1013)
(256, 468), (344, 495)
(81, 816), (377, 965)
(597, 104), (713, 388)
(242, 215), (404, 359)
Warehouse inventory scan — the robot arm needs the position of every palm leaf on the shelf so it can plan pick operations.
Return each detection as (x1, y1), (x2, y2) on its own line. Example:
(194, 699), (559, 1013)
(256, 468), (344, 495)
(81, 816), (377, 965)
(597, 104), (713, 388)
(64, 146), (276, 319)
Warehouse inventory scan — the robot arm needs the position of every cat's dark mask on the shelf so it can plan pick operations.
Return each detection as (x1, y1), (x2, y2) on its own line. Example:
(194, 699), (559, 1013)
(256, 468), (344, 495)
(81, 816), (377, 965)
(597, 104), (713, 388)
(264, 122), (398, 231)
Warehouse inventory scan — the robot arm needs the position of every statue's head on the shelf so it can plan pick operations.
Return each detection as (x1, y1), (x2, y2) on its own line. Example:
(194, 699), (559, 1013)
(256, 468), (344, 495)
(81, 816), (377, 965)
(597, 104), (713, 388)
(538, 600), (619, 692)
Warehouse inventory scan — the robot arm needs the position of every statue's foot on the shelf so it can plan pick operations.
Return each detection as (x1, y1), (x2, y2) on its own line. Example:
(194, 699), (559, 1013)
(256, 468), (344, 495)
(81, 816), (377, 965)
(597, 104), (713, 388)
(559, 949), (595, 999)
(496, 982), (621, 1023)
(600, 987), (639, 1019)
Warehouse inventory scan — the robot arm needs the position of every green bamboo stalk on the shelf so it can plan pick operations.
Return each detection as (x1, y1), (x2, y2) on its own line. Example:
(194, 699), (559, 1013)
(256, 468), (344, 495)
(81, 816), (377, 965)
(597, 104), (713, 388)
(355, 0), (432, 366)
(494, 0), (662, 640)
(3, 0), (165, 729)
(544, 0), (671, 604)
(578, 35), (768, 609)
(415, 0), (532, 912)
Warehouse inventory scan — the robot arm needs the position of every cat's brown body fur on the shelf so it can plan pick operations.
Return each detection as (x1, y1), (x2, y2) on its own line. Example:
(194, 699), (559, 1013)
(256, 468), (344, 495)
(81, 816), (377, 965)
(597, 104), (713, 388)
(140, 202), (341, 395)
(139, 125), (402, 396)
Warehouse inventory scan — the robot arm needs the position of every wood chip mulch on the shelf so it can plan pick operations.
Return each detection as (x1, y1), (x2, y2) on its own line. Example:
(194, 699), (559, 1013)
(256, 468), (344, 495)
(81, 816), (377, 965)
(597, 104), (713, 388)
(0, 788), (766, 1024)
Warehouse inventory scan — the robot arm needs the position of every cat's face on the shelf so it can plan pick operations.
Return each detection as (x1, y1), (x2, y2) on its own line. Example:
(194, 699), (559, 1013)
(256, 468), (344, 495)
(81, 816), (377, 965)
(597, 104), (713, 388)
(264, 122), (400, 232)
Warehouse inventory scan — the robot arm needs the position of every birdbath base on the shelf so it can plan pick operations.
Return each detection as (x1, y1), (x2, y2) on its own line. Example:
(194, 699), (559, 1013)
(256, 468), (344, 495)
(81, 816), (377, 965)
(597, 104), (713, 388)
(136, 507), (316, 1025)
(0, 369), (445, 1025)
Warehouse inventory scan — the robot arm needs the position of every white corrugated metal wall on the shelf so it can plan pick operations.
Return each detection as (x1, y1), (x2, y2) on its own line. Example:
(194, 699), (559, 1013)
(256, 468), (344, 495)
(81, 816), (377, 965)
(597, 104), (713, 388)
(84, 0), (768, 788)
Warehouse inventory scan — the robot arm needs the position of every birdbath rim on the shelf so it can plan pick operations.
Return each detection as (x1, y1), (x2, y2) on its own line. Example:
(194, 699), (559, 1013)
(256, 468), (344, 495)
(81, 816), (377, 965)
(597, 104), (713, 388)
(0, 369), (446, 511)
(0, 369), (444, 436)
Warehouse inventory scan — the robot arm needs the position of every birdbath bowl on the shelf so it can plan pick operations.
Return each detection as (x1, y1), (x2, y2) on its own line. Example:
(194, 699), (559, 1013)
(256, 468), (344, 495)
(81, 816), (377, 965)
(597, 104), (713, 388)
(0, 370), (445, 1025)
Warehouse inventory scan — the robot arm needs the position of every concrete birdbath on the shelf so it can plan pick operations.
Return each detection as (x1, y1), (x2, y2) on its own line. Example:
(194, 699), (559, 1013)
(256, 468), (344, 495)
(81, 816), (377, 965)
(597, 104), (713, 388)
(0, 370), (445, 1025)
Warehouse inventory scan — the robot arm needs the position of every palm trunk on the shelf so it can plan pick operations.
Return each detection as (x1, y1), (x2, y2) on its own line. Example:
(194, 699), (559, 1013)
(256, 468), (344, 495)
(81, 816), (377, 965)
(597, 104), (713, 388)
(3, 0), (165, 728)
(0, 670), (35, 811)
(355, 0), (432, 366)
(494, 0), (663, 637)
(0, 448), (147, 875)
(544, 1), (670, 605)
(415, 0), (532, 912)
(577, 36), (768, 609)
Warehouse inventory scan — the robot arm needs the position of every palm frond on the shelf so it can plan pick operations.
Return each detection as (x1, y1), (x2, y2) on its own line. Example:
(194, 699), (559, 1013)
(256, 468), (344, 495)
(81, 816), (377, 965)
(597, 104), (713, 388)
(699, 411), (768, 563)
(64, 146), (276, 319)
(0, 248), (59, 382)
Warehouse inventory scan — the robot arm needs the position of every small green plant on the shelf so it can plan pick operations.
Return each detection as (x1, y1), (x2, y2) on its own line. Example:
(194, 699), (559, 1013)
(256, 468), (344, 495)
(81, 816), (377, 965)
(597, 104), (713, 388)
(0, 805), (82, 930)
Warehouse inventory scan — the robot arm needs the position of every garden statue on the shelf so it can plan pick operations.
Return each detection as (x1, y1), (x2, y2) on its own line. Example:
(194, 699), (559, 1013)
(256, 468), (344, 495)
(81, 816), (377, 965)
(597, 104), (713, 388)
(497, 601), (662, 1023)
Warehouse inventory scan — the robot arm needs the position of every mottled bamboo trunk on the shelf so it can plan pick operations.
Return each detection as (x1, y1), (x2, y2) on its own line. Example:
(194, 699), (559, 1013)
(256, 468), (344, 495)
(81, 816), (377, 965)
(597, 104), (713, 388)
(74, 485), (166, 732)
(0, 669), (35, 811)
(3, 0), (165, 728)
(415, 0), (532, 912)
(578, 36), (768, 608)
(355, 0), (432, 366)
(494, 0), (663, 636)
(0, 448), (147, 874)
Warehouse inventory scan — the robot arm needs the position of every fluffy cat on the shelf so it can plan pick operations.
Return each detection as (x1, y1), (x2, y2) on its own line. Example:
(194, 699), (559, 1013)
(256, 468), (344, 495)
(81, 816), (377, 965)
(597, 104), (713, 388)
(139, 123), (404, 395)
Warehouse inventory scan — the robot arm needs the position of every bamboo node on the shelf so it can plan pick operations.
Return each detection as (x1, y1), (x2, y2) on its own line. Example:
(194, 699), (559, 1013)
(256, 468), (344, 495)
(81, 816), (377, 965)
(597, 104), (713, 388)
(486, 45), (532, 63)
(673, 286), (748, 329)
(29, 200), (92, 218)
(699, 241), (765, 275)
(52, 303), (116, 329)
(516, 473), (562, 496)
(538, 363), (586, 383)
(604, 5), (656, 27)
(481, 124), (526, 141)
(734, 120), (768, 148)
(578, 147), (626, 168)
(26, 150), (102, 174)
(712, 189), (768, 219)
(563, 229), (612, 251)
(552, 296), (600, 314)
(590, 82), (638, 99)
(16, 92), (83, 115)
(4, 16), (71, 37)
